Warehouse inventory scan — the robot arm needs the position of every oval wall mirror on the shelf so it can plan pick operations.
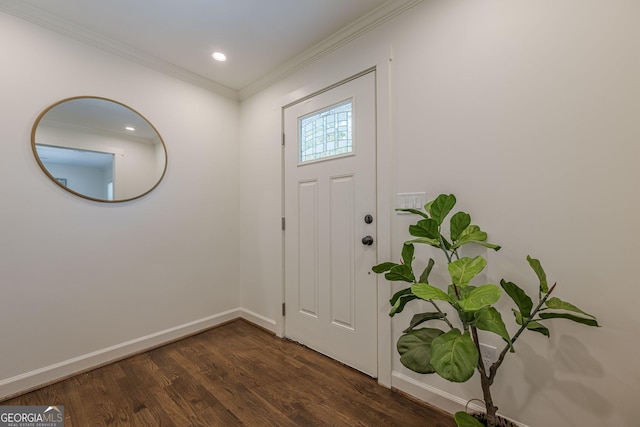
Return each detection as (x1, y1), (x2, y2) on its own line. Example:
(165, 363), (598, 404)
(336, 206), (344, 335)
(31, 96), (167, 202)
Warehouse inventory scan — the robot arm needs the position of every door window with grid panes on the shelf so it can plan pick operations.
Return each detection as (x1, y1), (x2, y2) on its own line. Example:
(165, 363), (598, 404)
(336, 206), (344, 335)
(299, 100), (352, 164)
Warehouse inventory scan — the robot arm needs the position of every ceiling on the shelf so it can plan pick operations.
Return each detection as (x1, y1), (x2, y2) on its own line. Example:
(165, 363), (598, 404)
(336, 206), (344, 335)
(0, 0), (422, 100)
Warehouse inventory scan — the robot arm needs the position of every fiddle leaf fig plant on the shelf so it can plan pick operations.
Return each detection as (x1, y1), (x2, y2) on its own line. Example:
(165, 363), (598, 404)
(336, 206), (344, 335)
(373, 194), (599, 427)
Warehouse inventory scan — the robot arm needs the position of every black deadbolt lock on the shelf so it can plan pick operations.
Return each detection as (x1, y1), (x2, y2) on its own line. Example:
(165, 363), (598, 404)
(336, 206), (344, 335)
(364, 214), (373, 224)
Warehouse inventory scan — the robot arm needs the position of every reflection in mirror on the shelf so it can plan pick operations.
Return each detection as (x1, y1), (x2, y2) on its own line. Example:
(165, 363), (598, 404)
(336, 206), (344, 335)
(36, 145), (115, 200)
(32, 97), (167, 202)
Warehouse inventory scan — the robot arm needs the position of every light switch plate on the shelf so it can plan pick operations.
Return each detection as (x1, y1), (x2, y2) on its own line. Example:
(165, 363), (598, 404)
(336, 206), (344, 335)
(396, 192), (426, 214)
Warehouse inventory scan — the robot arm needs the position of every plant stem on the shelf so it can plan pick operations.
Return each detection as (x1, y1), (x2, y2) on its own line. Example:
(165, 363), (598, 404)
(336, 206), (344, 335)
(429, 300), (454, 329)
(439, 238), (462, 302)
(472, 326), (498, 427)
(439, 236), (452, 264)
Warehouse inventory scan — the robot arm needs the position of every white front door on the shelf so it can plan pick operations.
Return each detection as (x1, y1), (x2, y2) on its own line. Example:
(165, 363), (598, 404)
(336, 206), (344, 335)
(283, 71), (377, 377)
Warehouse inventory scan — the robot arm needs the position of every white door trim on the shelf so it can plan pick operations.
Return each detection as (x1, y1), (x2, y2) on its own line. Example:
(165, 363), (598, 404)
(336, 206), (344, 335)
(278, 46), (393, 388)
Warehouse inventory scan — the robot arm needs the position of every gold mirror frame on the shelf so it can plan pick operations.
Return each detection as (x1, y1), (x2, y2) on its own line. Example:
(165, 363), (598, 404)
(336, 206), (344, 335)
(31, 96), (167, 203)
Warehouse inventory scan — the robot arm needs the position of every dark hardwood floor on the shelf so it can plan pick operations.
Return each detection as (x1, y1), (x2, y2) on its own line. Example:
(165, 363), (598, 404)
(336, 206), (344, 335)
(3, 319), (456, 426)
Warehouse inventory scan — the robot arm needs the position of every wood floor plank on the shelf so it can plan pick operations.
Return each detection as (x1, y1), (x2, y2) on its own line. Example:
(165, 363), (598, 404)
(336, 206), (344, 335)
(2, 319), (456, 426)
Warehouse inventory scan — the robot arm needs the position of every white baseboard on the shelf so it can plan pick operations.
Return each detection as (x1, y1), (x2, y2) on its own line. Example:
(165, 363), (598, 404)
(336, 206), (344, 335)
(392, 371), (474, 415)
(0, 308), (246, 400)
(391, 371), (529, 427)
(238, 308), (276, 332)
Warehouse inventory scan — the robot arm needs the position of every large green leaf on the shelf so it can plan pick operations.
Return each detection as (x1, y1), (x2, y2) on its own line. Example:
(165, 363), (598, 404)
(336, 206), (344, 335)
(372, 262), (398, 274)
(431, 194), (457, 225)
(403, 312), (448, 333)
(539, 312), (600, 327)
(441, 237), (453, 250)
(389, 288), (418, 317)
(458, 285), (502, 312)
(448, 284), (459, 301)
(411, 283), (453, 303)
(454, 412), (485, 427)
(449, 256), (487, 287)
(477, 241), (501, 250)
(418, 258), (436, 284)
(500, 279), (533, 316)
(430, 329), (478, 382)
(512, 308), (525, 324)
(423, 199), (435, 216)
(457, 224), (481, 238)
(385, 264), (415, 283)
(390, 287), (411, 305)
(474, 307), (511, 344)
(397, 328), (444, 374)
(545, 297), (596, 319)
(395, 208), (429, 218)
(526, 321), (550, 337)
(450, 211), (471, 241)
(401, 243), (414, 269)
(452, 225), (501, 251)
(527, 255), (549, 293)
(405, 237), (441, 247)
(390, 294), (418, 317)
(409, 218), (440, 239)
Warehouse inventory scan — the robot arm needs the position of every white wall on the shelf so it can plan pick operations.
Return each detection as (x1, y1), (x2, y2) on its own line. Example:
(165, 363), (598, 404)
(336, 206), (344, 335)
(239, 1), (640, 426)
(0, 11), (240, 397)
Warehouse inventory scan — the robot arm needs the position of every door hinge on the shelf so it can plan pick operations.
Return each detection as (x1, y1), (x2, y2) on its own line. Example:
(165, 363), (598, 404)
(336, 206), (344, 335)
(282, 217), (286, 230)
(282, 133), (285, 146)
(282, 302), (286, 316)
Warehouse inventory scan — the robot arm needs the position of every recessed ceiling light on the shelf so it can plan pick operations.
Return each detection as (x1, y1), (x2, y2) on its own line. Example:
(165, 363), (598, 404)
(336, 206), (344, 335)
(125, 126), (135, 131)
(212, 51), (227, 62)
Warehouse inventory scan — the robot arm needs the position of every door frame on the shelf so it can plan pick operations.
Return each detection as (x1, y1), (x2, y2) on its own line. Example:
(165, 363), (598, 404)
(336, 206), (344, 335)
(278, 47), (393, 387)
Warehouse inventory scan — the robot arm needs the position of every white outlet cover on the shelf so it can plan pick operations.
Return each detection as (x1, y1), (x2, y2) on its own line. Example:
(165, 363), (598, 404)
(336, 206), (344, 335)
(480, 343), (498, 365)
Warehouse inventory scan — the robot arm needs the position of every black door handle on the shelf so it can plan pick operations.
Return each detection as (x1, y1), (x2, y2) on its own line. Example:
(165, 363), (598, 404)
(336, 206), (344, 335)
(362, 235), (374, 246)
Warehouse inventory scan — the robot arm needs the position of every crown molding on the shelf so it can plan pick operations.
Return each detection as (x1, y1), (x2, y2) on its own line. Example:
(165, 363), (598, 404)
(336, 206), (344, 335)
(0, 0), (424, 102)
(0, 1), (239, 101)
(237, 0), (424, 100)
